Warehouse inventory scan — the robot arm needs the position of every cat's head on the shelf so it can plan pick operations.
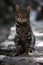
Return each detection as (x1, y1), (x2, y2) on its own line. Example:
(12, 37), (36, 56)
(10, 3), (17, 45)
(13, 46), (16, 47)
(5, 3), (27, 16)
(15, 5), (31, 23)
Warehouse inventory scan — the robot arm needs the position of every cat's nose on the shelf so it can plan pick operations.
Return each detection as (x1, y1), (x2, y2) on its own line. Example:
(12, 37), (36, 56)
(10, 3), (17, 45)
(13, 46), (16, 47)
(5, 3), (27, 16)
(21, 17), (24, 20)
(19, 18), (21, 21)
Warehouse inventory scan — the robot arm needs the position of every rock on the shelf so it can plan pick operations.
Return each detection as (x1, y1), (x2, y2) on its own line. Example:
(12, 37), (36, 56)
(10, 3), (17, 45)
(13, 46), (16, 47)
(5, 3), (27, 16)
(0, 40), (16, 56)
(0, 55), (6, 61)
(0, 56), (8, 65)
(0, 56), (43, 65)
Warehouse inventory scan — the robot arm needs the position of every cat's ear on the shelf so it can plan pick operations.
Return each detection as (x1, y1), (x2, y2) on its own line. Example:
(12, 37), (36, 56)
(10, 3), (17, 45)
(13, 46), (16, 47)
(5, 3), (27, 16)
(15, 4), (20, 12)
(26, 6), (31, 13)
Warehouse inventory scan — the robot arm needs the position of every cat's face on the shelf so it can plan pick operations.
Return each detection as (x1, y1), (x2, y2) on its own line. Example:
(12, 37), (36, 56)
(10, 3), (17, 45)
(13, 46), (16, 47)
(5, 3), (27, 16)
(15, 10), (28, 23)
(15, 5), (30, 23)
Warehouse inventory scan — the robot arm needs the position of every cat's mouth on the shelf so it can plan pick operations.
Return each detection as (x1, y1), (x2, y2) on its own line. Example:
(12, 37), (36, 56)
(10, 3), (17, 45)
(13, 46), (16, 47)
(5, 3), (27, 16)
(15, 18), (28, 23)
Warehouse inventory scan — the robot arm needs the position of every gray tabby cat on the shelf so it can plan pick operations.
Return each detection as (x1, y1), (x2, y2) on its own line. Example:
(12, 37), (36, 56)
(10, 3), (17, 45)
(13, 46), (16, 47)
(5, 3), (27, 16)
(14, 5), (35, 56)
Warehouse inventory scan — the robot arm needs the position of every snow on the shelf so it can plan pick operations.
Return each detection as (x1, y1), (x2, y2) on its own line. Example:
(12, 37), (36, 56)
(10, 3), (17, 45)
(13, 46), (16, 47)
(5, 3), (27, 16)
(1, 40), (15, 47)
(35, 40), (43, 47)
(33, 31), (43, 36)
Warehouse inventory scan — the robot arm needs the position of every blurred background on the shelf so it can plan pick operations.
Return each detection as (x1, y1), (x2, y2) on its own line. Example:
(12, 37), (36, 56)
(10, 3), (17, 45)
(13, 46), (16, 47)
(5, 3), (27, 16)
(0, 0), (43, 54)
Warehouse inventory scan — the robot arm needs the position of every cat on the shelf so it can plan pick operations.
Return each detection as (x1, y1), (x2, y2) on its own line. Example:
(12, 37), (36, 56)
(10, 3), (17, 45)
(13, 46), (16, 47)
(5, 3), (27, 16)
(14, 5), (35, 56)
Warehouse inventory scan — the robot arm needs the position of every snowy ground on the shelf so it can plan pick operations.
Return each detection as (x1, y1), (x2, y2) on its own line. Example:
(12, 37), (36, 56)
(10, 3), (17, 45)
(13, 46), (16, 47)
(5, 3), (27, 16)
(30, 10), (43, 53)
(30, 10), (43, 37)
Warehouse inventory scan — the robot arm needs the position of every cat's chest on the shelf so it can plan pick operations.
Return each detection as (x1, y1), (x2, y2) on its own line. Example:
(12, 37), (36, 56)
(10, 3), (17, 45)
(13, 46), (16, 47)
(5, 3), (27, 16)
(16, 25), (29, 38)
(16, 25), (29, 32)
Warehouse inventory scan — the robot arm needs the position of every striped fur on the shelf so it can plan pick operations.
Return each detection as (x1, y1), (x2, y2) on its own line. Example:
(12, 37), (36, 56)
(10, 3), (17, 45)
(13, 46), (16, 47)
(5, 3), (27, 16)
(14, 7), (35, 56)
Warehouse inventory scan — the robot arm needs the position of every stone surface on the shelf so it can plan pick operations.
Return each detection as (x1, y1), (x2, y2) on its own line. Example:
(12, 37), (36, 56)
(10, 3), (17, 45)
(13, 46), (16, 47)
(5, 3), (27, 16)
(0, 55), (6, 61)
(0, 56), (43, 65)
